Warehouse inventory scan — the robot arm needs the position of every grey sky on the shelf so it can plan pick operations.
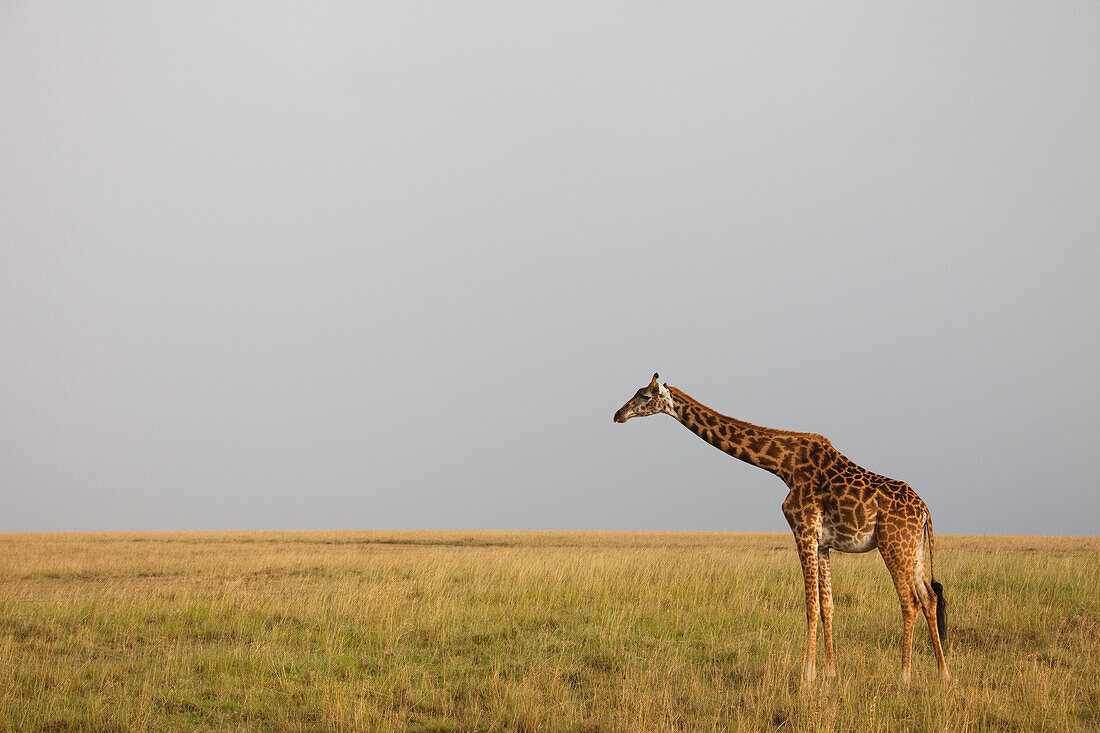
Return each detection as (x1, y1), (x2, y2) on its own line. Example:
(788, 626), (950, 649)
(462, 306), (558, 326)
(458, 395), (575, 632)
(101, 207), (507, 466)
(2, 2), (1097, 534)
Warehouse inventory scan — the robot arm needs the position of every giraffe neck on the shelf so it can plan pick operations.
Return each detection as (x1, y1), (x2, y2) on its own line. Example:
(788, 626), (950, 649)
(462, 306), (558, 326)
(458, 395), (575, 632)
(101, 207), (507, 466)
(666, 385), (811, 480)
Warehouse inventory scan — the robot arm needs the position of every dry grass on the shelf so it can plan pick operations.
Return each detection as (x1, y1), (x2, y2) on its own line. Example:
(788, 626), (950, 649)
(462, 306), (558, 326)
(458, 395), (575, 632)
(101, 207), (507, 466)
(0, 531), (1097, 731)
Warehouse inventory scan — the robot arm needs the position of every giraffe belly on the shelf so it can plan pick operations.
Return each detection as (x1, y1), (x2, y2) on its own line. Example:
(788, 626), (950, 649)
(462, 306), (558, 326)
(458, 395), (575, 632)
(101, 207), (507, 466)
(820, 523), (878, 553)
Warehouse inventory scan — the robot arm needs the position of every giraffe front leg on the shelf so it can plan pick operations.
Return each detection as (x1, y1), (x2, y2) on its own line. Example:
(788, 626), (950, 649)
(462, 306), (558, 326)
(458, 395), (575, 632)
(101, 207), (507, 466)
(796, 543), (820, 685)
(817, 547), (836, 679)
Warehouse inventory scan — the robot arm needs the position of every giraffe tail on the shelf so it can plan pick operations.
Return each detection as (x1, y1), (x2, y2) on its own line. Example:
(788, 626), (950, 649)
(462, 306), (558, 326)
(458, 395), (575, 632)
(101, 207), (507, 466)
(926, 515), (947, 644)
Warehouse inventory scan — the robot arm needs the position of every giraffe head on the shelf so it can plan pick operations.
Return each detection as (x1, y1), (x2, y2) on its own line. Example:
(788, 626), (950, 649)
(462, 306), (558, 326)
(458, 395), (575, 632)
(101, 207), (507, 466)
(614, 373), (676, 423)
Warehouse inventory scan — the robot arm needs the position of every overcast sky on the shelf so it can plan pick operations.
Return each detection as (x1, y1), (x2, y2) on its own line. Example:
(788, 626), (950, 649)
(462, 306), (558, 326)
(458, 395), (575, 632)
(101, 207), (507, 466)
(2, 2), (1097, 534)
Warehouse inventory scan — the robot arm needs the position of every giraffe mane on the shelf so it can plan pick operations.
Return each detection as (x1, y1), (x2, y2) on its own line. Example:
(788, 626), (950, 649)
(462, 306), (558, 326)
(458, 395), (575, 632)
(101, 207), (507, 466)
(665, 385), (827, 441)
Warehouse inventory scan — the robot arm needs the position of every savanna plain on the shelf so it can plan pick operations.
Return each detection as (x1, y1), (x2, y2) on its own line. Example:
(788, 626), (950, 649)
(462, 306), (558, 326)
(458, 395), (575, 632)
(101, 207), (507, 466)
(1, 531), (1097, 732)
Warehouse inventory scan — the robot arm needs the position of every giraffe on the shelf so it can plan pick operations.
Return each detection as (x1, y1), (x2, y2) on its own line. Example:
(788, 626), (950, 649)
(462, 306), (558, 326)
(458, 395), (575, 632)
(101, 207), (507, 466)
(614, 374), (949, 684)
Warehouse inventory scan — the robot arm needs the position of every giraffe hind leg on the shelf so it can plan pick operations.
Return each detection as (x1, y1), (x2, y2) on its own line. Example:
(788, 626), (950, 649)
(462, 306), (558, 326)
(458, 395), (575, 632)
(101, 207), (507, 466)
(895, 580), (920, 684)
(914, 553), (950, 680)
(880, 542), (921, 684)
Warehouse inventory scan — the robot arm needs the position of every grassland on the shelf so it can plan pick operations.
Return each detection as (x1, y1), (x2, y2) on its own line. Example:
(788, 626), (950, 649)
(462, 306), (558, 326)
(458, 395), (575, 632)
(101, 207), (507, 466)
(0, 531), (1097, 732)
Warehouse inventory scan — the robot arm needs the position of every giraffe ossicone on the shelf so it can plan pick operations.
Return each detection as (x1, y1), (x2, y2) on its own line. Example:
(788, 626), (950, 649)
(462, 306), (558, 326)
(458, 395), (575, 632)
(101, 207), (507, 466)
(614, 374), (950, 684)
